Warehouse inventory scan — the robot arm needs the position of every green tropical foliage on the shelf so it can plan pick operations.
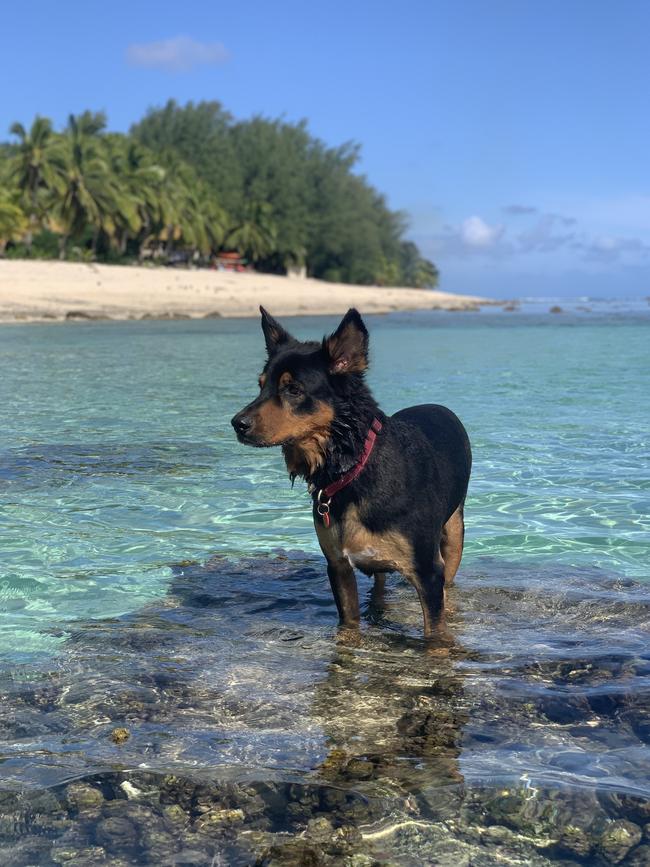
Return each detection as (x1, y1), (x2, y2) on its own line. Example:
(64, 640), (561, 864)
(7, 116), (61, 247)
(0, 101), (438, 287)
(0, 193), (28, 254)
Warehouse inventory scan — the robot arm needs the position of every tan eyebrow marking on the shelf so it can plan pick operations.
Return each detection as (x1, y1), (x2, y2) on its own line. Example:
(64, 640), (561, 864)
(279, 371), (293, 388)
(258, 373), (267, 389)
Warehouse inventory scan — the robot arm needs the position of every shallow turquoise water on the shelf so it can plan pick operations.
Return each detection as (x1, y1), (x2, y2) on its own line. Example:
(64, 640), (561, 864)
(1, 313), (648, 656)
(1, 312), (650, 865)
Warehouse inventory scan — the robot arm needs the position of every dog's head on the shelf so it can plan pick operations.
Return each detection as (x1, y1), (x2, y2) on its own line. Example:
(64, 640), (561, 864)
(231, 307), (369, 463)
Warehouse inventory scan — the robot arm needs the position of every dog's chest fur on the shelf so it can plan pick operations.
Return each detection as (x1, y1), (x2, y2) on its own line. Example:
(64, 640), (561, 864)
(315, 503), (415, 578)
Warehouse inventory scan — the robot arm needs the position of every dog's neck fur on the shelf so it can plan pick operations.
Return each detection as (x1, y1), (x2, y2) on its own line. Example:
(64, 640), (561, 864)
(283, 374), (382, 490)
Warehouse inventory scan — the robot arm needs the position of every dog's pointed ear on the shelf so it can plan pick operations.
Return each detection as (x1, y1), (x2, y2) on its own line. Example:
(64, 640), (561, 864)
(260, 306), (294, 356)
(324, 308), (369, 374)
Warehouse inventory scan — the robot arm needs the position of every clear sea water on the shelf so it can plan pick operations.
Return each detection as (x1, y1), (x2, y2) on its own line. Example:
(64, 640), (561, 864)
(1, 308), (649, 865)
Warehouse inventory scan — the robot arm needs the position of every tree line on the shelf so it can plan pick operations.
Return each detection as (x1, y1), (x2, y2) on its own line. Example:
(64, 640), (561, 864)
(0, 100), (438, 288)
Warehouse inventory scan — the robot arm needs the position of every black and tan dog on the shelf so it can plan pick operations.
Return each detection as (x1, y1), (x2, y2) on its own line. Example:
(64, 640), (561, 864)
(231, 308), (472, 637)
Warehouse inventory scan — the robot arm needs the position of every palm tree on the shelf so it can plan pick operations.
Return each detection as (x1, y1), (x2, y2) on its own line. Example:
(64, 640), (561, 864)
(143, 153), (227, 261)
(8, 116), (61, 247)
(0, 194), (28, 256)
(173, 172), (227, 257)
(51, 112), (121, 259)
(103, 134), (160, 255)
(225, 200), (277, 264)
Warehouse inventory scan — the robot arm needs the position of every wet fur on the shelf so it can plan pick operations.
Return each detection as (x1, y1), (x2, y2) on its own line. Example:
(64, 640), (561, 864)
(232, 308), (472, 637)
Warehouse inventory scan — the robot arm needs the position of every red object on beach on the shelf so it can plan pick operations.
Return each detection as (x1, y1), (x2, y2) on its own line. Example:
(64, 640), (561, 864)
(217, 251), (248, 272)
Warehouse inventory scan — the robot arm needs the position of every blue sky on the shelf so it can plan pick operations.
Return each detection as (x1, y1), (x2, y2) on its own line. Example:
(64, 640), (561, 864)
(3, 0), (649, 298)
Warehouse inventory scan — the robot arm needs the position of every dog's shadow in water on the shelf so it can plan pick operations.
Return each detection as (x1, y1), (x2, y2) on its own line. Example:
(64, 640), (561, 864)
(168, 551), (650, 807)
(168, 551), (471, 817)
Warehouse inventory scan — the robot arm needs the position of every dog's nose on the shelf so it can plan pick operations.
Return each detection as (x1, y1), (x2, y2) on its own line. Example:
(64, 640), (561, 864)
(231, 413), (253, 437)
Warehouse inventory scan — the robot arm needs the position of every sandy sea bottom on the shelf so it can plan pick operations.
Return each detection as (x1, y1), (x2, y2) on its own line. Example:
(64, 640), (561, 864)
(1, 311), (649, 865)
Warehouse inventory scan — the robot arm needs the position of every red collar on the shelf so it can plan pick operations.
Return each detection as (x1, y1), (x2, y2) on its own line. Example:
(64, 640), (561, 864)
(313, 417), (383, 527)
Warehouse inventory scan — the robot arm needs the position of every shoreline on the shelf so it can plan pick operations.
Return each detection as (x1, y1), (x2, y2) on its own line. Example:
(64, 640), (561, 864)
(0, 260), (496, 323)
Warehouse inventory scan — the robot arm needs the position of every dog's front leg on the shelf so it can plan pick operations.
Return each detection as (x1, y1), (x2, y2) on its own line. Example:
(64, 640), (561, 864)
(315, 514), (360, 626)
(409, 560), (446, 639)
(326, 559), (360, 626)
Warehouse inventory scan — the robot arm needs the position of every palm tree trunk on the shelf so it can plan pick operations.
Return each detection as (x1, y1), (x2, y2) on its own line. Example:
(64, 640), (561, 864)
(58, 234), (68, 260)
(26, 188), (38, 251)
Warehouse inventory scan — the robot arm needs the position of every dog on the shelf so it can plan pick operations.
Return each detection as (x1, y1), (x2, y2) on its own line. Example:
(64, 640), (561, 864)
(231, 307), (472, 637)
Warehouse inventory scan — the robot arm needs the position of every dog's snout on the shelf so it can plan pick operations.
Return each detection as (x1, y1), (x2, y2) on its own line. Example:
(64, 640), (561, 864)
(231, 413), (253, 437)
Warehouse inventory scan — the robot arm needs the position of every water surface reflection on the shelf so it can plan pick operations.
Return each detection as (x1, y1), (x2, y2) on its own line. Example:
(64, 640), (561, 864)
(1, 553), (649, 864)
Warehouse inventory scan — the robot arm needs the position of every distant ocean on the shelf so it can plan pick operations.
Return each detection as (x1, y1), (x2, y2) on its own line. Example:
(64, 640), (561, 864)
(490, 294), (650, 316)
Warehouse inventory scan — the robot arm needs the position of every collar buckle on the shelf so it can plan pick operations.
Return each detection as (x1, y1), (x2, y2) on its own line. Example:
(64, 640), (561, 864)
(316, 489), (332, 527)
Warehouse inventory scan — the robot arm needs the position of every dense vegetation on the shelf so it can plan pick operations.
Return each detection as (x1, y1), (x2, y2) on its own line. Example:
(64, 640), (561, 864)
(0, 101), (438, 287)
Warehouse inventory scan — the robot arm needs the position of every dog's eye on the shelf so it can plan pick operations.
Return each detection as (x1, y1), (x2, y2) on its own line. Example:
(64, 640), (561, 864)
(284, 382), (303, 397)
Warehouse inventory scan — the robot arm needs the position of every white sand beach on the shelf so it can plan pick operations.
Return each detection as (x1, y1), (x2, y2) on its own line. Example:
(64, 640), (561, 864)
(0, 260), (492, 323)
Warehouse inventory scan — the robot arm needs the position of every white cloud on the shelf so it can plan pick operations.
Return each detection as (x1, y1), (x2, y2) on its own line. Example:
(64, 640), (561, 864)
(126, 36), (229, 72)
(429, 216), (509, 259)
(423, 205), (650, 269)
(460, 216), (505, 248)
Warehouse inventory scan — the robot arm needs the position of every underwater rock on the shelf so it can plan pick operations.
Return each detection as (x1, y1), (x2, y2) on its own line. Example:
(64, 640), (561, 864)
(597, 819), (642, 863)
(249, 814), (368, 866)
(0, 789), (66, 843)
(192, 783), (227, 814)
(167, 847), (216, 866)
(599, 793), (650, 824)
(304, 817), (335, 844)
(65, 783), (104, 815)
(0, 810), (29, 842)
(344, 758), (375, 781)
(417, 782), (464, 821)
(481, 824), (520, 844)
(162, 803), (191, 832)
(94, 816), (139, 852)
(0, 835), (54, 867)
(320, 787), (348, 812)
(140, 824), (179, 860)
(254, 837), (328, 866)
(556, 824), (592, 858)
(538, 693), (592, 724)
(193, 808), (245, 836)
(328, 824), (364, 855)
(51, 843), (107, 865)
(159, 775), (197, 812)
(110, 727), (130, 744)
(627, 845), (650, 866)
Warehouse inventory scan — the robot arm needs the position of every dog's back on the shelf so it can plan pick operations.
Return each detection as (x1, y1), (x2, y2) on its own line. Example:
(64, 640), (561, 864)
(391, 403), (471, 523)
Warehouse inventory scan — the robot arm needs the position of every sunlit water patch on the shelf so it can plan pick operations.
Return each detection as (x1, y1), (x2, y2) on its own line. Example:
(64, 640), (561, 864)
(1, 312), (649, 864)
(1, 554), (650, 865)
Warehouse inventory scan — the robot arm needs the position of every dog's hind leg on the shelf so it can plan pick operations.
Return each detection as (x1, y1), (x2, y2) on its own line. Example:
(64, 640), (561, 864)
(440, 505), (465, 585)
(372, 571), (387, 600)
(368, 571), (387, 620)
